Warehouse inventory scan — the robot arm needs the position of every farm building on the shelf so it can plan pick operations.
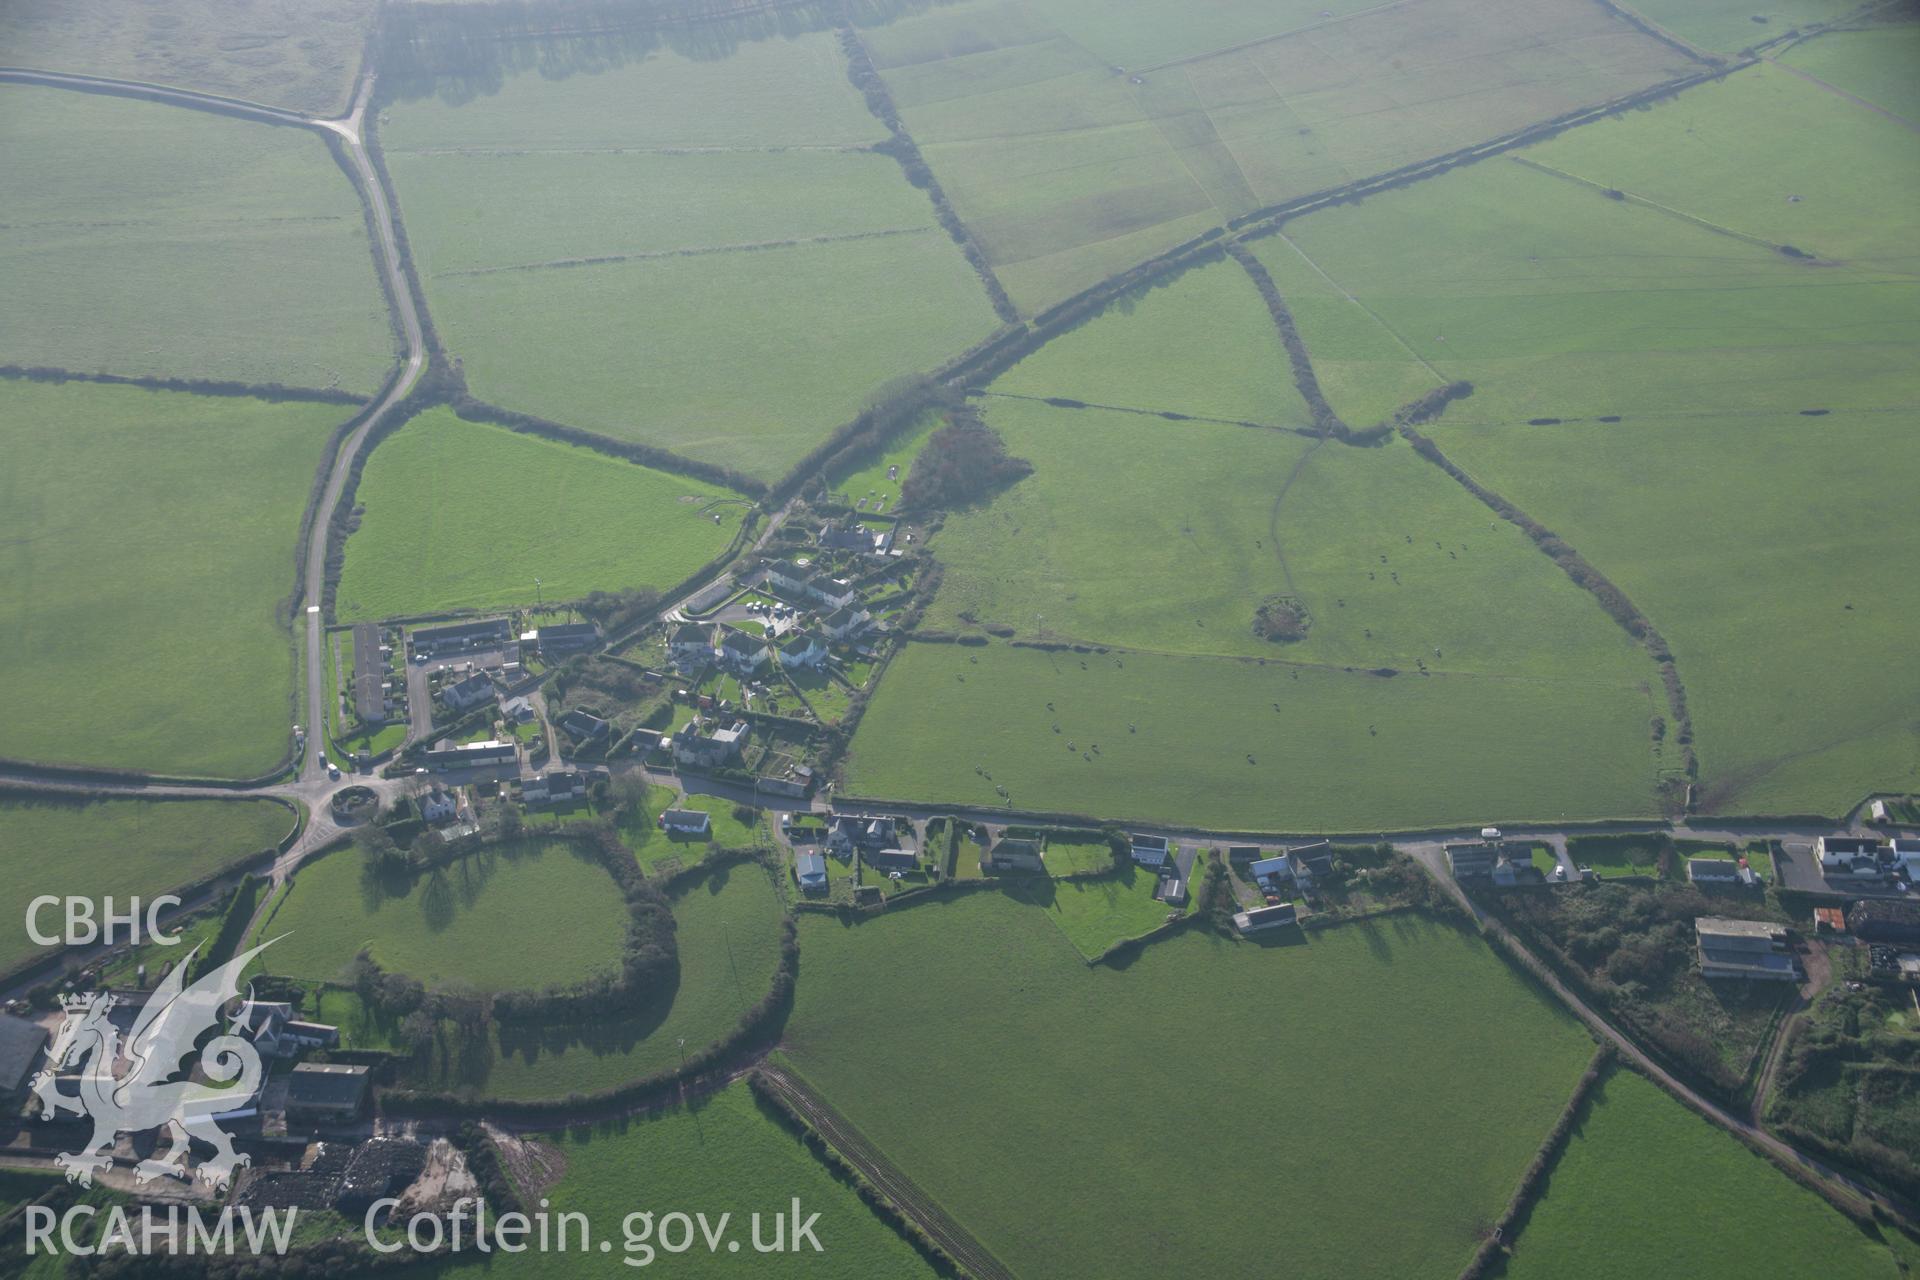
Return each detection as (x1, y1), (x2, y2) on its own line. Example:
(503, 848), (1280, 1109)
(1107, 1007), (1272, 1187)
(660, 808), (711, 835)
(1234, 903), (1298, 934)
(1130, 834), (1171, 869)
(1694, 918), (1798, 982)
(285, 1063), (371, 1124)
(1847, 900), (1920, 947)
(1226, 845), (1263, 863)
(440, 672), (496, 713)
(410, 618), (512, 659)
(985, 837), (1044, 872)
(423, 739), (517, 771)
(868, 848), (918, 873)
(796, 853), (828, 895)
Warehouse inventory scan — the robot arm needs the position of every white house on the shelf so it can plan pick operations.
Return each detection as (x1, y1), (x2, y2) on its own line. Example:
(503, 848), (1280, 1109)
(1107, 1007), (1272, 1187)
(660, 808), (711, 836)
(670, 622), (712, 665)
(717, 628), (770, 674)
(441, 672), (496, 713)
(420, 790), (458, 823)
(806, 577), (858, 610)
(778, 630), (827, 669)
(766, 560), (811, 595)
(822, 605), (870, 640)
(672, 718), (749, 768)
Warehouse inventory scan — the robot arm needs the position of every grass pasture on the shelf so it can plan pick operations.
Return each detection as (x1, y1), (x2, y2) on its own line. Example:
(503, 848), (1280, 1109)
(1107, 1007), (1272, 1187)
(865, 0), (1692, 313)
(383, 37), (1000, 482)
(431, 1081), (938, 1279)
(0, 794), (294, 977)
(847, 639), (1659, 831)
(0, 381), (349, 776)
(785, 894), (1595, 1280)
(254, 839), (629, 993)
(1626, 0), (1866, 56)
(924, 398), (1652, 685)
(1273, 113), (1920, 425)
(1001, 866), (1174, 959)
(1504, 1068), (1907, 1279)
(404, 858), (784, 1100)
(989, 257), (1310, 424)
(335, 409), (744, 620)
(1780, 25), (1920, 122)
(1442, 412), (1920, 817)
(0, 0), (376, 114)
(0, 86), (394, 391)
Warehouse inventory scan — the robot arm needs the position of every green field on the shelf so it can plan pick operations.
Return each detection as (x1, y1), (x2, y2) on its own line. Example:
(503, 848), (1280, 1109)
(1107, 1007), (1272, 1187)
(383, 36), (1000, 482)
(1442, 412), (1920, 816)
(0, 794), (293, 976)
(1272, 111), (1919, 424)
(0, 0), (375, 114)
(335, 409), (744, 620)
(1627, 0), (1865, 55)
(827, 410), (939, 511)
(1780, 24), (1920, 121)
(866, 0), (1690, 313)
(0, 86), (394, 391)
(0, 381), (349, 776)
(432, 1081), (937, 1279)
(990, 257), (1309, 423)
(405, 858), (785, 1100)
(1004, 867), (1174, 958)
(924, 397), (1653, 682)
(849, 638), (1659, 829)
(785, 895), (1595, 1280)
(1505, 1069), (1908, 1278)
(255, 839), (629, 992)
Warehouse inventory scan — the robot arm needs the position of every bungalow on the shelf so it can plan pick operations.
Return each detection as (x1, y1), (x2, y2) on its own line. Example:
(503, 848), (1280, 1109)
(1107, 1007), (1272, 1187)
(1234, 903), (1298, 934)
(1687, 858), (1753, 887)
(867, 848), (918, 873)
(285, 1063), (371, 1125)
(718, 628), (771, 674)
(559, 709), (610, 742)
(424, 739), (517, 771)
(1445, 841), (1501, 878)
(985, 837), (1044, 872)
(778, 630), (827, 669)
(660, 808), (711, 836)
(821, 606), (870, 641)
(532, 621), (600, 657)
(419, 789), (459, 823)
(440, 672), (496, 713)
(670, 622), (712, 664)
(796, 853), (829, 895)
(1130, 833), (1172, 870)
(1818, 836), (1886, 875)
(766, 560), (811, 595)
(672, 718), (748, 768)
(1249, 855), (1294, 894)
(500, 696), (535, 723)
(410, 618), (512, 659)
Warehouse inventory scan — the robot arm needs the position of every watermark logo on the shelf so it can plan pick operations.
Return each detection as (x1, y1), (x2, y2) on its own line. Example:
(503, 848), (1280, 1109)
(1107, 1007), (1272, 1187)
(33, 938), (279, 1190)
(26, 896), (181, 948)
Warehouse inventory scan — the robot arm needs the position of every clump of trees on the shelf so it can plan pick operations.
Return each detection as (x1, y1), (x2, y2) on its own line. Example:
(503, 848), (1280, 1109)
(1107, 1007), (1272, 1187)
(1252, 595), (1310, 643)
(900, 407), (1032, 511)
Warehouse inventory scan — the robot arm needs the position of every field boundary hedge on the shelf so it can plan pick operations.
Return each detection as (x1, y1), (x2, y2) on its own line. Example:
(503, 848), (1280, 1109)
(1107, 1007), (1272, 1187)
(448, 396), (765, 497)
(0, 364), (366, 405)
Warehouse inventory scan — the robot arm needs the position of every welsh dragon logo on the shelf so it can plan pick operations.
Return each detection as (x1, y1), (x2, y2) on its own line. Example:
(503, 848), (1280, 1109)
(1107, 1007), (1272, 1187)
(31, 939), (279, 1189)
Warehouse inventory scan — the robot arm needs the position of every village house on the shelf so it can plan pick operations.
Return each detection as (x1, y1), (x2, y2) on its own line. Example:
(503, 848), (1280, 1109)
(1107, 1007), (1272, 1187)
(351, 622), (393, 725)
(660, 808), (712, 836)
(672, 718), (749, 768)
(985, 837), (1044, 873)
(524, 770), (587, 806)
(670, 622), (712, 666)
(1887, 838), (1920, 880)
(559, 709), (610, 742)
(1694, 917), (1798, 981)
(1686, 858), (1755, 887)
(766, 560), (812, 595)
(818, 520), (874, 552)
(718, 628), (771, 675)
(778, 630), (827, 669)
(1288, 841), (1333, 888)
(1445, 839), (1502, 878)
(822, 605), (871, 641)
(440, 672), (496, 713)
(1817, 836), (1890, 879)
(1234, 902), (1298, 934)
(807, 576), (859, 610)
(235, 1001), (340, 1060)
(285, 1063), (372, 1125)
(501, 695), (535, 723)
(829, 814), (903, 856)
(419, 789), (458, 823)
(1249, 854), (1294, 894)
(1130, 833), (1171, 870)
